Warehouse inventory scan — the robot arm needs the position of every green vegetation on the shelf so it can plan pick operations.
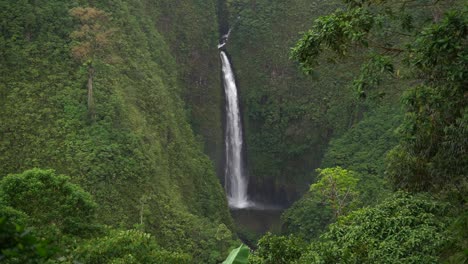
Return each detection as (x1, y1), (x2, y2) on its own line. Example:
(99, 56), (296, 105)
(310, 167), (359, 218)
(300, 192), (452, 263)
(281, 191), (333, 240)
(281, 167), (362, 240)
(249, 233), (305, 264)
(290, 0), (467, 196)
(386, 11), (467, 194)
(225, 0), (400, 204)
(281, 106), (401, 240)
(244, 0), (467, 262)
(151, 0), (224, 169)
(0, 1), (235, 263)
(252, 193), (457, 264)
(1, 0), (466, 263)
(69, 6), (116, 120)
(226, 0), (355, 202)
(0, 169), (98, 237)
(0, 217), (53, 264)
(76, 229), (191, 264)
(0, 169), (196, 263)
(321, 106), (400, 205)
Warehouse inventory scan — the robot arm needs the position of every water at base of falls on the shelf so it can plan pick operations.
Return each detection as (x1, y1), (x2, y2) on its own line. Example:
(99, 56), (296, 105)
(220, 51), (252, 209)
(228, 197), (252, 209)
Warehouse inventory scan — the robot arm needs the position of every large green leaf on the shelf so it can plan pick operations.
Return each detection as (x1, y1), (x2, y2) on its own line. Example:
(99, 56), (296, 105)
(222, 244), (249, 264)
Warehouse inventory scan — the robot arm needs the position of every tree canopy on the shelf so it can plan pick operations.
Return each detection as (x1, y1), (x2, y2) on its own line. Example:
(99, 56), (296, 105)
(0, 169), (98, 236)
(291, 0), (468, 196)
(301, 192), (452, 263)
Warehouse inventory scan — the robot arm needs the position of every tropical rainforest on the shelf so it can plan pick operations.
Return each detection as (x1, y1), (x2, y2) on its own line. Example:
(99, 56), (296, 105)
(0, 0), (466, 263)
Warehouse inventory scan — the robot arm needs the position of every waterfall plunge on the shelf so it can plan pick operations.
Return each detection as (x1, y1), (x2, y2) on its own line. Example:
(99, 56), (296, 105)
(220, 51), (251, 209)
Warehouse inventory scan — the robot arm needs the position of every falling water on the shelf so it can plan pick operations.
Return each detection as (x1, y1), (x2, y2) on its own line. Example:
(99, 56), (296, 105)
(217, 29), (231, 49)
(220, 51), (251, 209)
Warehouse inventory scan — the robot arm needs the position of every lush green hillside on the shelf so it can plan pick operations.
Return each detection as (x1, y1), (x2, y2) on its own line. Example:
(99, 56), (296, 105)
(225, 0), (366, 204)
(1, 0), (466, 263)
(150, 1), (225, 175)
(0, 0), (235, 262)
(281, 105), (400, 240)
(240, 0), (467, 262)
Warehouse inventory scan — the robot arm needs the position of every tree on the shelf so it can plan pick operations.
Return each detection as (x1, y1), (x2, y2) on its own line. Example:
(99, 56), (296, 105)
(69, 7), (115, 120)
(281, 167), (359, 240)
(299, 192), (452, 263)
(281, 191), (334, 240)
(290, 0), (456, 77)
(0, 169), (98, 236)
(386, 12), (467, 195)
(216, 223), (234, 253)
(311, 167), (359, 218)
(249, 233), (305, 264)
(291, 0), (467, 195)
(0, 217), (53, 264)
(75, 229), (191, 264)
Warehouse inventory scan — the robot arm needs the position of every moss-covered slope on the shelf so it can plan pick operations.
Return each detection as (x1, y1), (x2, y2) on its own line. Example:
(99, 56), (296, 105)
(150, 0), (225, 176)
(0, 0), (233, 262)
(225, 0), (360, 204)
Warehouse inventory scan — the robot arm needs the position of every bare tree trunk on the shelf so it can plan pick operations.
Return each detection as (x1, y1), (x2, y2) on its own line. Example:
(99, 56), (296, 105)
(87, 65), (95, 120)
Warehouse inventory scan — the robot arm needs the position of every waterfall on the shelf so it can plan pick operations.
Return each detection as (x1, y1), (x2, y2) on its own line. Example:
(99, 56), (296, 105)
(217, 29), (232, 49)
(220, 51), (251, 209)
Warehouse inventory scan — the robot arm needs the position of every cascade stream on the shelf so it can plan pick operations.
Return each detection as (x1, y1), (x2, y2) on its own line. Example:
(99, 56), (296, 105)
(220, 51), (251, 209)
(218, 31), (284, 242)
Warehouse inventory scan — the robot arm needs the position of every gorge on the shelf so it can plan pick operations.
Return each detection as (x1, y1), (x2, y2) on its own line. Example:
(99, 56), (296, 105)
(0, 0), (466, 263)
(219, 40), (285, 240)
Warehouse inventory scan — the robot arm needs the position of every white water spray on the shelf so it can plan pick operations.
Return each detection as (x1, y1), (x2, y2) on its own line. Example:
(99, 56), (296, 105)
(220, 51), (251, 209)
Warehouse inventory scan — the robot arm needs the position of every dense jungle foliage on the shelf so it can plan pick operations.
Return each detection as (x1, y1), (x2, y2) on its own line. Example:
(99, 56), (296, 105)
(227, 0), (466, 263)
(226, 0), (371, 204)
(0, 0), (236, 263)
(1, 0), (466, 263)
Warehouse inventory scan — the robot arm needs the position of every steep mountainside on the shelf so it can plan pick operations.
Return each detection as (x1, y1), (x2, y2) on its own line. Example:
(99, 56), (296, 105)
(225, 0), (362, 204)
(150, 1), (225, 176)
(0, 0), (233, 262)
